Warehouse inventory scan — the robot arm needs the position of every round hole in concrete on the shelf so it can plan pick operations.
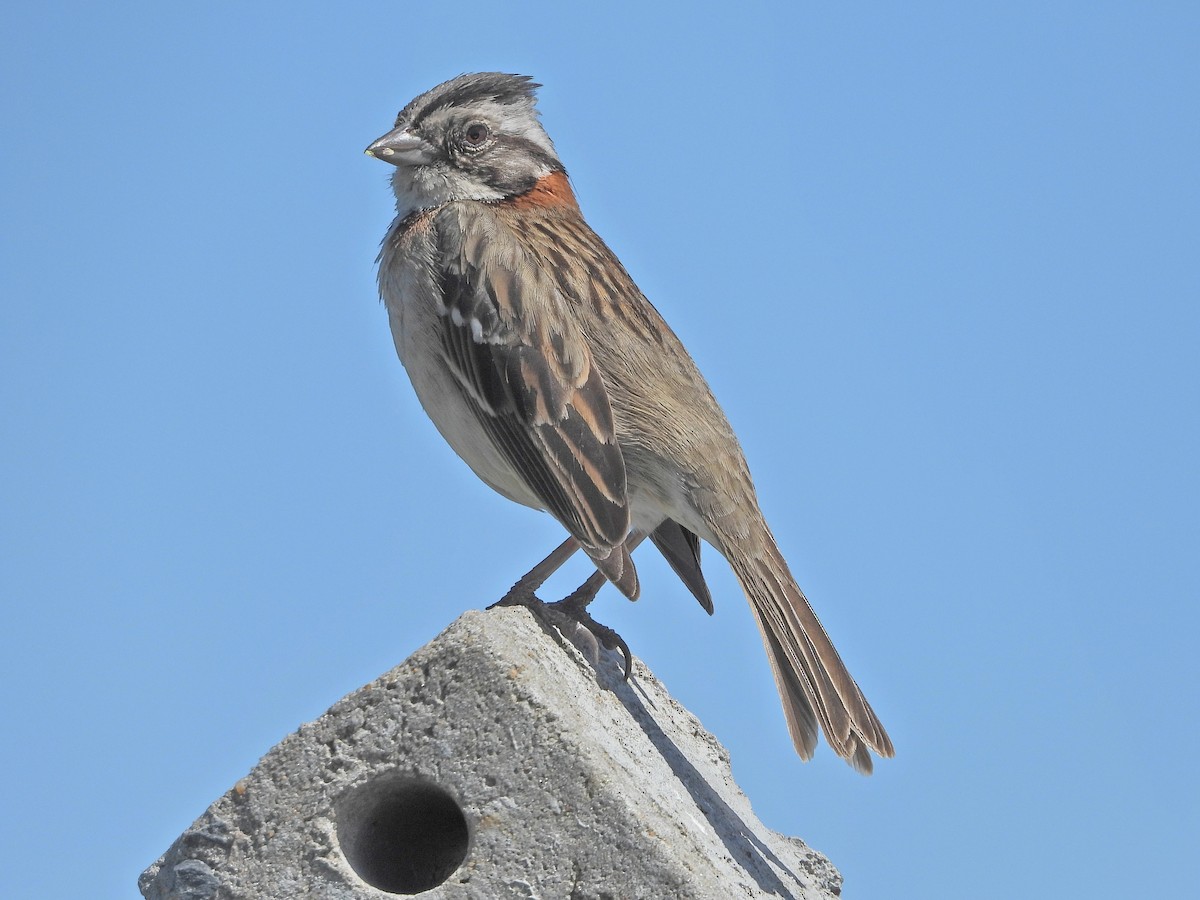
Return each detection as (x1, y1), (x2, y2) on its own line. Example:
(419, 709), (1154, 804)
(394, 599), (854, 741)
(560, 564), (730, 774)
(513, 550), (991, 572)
(336, 773), (470, 894)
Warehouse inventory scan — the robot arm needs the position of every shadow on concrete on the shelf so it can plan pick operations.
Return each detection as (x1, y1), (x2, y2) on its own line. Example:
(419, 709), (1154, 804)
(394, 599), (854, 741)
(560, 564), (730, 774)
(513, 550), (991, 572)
(605, 664), (803, 899)
(520, 606), (807, 899)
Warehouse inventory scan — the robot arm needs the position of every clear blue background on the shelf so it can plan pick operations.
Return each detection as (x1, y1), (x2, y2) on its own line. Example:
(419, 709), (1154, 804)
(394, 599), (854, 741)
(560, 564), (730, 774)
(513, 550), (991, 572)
(3, 2), (1197, 897)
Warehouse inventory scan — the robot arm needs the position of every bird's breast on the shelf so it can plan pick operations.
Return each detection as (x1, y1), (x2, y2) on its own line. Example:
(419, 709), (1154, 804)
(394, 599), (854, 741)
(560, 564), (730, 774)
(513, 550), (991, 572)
(377, 213), (546, 513)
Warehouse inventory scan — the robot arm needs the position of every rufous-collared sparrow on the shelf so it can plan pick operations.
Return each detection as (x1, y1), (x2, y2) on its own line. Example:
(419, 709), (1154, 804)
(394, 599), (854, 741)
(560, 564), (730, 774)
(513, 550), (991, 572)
(366, 73), (893, 772)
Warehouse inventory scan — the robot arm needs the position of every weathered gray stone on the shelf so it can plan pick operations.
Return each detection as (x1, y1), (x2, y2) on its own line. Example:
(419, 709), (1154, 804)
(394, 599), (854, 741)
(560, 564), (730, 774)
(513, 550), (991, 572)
(139, 606), (842, 899)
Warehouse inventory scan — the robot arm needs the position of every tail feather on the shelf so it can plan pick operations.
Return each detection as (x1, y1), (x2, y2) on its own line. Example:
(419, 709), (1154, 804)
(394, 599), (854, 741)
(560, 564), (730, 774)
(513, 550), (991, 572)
(649, 519), (714, 614)
(757, 619), (820, 759)
(730, 533), (893, 772)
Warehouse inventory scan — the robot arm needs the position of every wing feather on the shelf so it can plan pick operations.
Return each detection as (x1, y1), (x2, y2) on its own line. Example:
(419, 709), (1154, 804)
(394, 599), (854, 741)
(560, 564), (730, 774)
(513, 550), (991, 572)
(432, 205), (630, 560)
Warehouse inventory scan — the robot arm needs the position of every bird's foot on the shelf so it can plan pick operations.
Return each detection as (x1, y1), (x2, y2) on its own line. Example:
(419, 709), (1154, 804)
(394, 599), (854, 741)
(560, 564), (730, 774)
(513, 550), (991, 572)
(548, 587), (633, 681)
(490, 565), (552, 609)
(490, 580), (633, 681)
(489, 583), (537, 610)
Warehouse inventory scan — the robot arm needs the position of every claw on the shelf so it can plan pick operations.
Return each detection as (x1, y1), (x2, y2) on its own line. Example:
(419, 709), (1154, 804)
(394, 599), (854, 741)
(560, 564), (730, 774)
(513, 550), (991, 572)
(492, 581), (635, 680)
(572, 608), (631, 680)
(546, 598), (633, 680)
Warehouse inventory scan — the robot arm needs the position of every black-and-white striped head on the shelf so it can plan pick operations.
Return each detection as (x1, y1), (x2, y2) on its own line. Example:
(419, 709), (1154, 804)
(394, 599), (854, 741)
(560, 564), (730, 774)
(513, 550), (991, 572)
(367, 73), (562, 216)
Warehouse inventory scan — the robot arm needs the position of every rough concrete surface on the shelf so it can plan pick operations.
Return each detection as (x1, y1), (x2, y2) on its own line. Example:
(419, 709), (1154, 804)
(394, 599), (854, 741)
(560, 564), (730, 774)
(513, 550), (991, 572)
(139, 606), (842, 899)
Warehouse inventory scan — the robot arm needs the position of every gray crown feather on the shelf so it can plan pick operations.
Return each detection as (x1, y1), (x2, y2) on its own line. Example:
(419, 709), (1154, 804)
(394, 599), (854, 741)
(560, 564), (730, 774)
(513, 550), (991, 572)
(401, 73), (542, 127)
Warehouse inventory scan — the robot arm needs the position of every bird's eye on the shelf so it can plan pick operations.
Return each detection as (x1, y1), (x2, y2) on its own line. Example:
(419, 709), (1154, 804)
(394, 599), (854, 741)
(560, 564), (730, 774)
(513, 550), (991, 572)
(463, 122), (490, 149)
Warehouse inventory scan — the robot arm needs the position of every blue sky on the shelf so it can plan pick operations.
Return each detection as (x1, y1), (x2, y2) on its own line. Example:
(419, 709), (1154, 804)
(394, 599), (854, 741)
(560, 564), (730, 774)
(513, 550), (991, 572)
(3, 2), (1197, 896)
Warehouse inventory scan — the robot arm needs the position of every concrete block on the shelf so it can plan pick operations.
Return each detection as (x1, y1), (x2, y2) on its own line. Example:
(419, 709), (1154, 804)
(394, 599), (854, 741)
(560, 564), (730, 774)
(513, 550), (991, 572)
(139, 606), (843, 899)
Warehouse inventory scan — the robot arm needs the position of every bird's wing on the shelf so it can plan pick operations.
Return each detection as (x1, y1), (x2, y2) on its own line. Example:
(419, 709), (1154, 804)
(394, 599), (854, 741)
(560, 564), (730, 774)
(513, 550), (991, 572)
(432, 204), (633, 583)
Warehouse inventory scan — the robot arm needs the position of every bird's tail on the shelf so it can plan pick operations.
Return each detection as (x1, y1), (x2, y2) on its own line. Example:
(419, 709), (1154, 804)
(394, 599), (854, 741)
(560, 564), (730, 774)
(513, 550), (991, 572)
(727, 532), (893, 773)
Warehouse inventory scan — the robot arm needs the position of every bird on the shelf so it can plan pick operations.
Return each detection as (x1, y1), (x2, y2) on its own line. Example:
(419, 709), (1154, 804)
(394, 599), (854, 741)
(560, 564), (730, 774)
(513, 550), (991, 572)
(366, 72), (893, 773)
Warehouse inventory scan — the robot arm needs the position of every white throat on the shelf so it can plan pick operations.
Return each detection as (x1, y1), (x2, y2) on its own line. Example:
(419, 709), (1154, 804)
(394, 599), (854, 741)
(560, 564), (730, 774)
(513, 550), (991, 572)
(390, 165), (512, 219)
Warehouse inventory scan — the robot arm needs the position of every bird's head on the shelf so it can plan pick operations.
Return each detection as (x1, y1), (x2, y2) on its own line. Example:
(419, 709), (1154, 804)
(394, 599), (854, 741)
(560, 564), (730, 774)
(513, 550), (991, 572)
(366, 73), (563, 217)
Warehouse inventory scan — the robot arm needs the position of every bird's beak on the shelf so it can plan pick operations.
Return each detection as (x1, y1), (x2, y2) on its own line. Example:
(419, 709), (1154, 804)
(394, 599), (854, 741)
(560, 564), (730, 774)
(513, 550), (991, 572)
(365, 127), (435, 167)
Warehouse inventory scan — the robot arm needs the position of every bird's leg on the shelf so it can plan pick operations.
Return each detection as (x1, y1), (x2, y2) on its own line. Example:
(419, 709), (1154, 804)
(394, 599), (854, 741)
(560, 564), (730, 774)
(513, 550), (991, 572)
(490, 537), (618, 673)
(490, 536), (580, 607)
(545, 531), (649, 680)
(491, 532), (649, 680)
